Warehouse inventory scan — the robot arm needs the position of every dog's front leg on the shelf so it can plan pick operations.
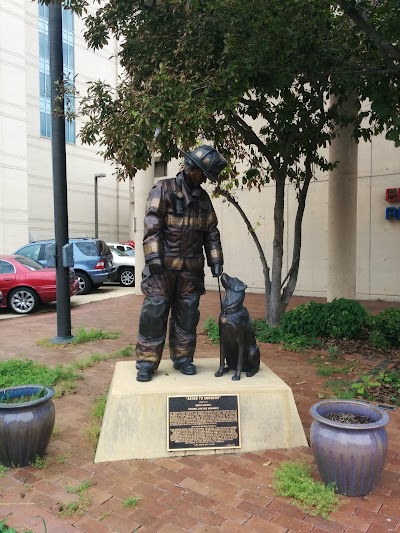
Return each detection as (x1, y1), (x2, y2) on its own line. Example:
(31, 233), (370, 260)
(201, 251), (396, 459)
(232, 341), (244, 381)
(215, 320), (225, 377)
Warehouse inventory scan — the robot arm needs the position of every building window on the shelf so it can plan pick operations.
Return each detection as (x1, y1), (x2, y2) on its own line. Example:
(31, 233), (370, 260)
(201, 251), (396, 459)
(38, 5), (76, 143)
(154, 160), (167, 178)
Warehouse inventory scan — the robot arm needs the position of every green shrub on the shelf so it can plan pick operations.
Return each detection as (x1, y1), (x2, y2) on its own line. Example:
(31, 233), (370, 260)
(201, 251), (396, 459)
(368, 329), (391, 350)
(351, 369), (400, 405)
(204, 317), (220, 344)
(324, 298), (368, 339)
(281, 299), (367, 340)
(204, 317), (319, 352)
(280, 301), (327, 338)
(370, 308), (400, 347)
(252, 320), (285, 343)
(282, 334), (321, 351)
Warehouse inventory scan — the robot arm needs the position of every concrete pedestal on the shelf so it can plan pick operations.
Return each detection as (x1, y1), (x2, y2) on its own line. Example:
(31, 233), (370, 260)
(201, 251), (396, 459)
(94, 358), (308, 463)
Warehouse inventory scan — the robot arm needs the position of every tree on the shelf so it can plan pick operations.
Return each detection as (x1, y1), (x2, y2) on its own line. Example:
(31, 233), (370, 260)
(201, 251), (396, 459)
(335, 0), (400, 70)
(52, 0), (399, 324)
(329, 0), (400, 146)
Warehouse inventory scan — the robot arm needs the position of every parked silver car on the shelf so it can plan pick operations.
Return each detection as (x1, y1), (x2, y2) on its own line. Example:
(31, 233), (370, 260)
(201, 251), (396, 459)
(108, 247), (135, 287)
(107, 242), (135, 253)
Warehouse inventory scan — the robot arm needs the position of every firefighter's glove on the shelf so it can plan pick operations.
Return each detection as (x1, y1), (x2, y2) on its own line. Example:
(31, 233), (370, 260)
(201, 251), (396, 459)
(211, 263), (223, 277)
(148, 259), (163, 275)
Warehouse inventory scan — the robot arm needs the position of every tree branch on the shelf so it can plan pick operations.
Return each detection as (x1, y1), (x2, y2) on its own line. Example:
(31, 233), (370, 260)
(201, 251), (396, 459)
(336, 0), (400, 67)
(215, 187), (271, 317)
(226, 113), (281, 177)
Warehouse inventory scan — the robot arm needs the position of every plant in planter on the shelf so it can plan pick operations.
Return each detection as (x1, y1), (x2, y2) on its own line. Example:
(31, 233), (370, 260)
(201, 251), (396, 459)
(309, 399), (390, 497)
(0, 385), (55, 467)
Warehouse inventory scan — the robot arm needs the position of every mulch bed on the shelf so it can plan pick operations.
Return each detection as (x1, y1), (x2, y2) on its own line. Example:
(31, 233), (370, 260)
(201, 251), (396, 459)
(329, 337), (399, 361)
(326, 338), (400, 407)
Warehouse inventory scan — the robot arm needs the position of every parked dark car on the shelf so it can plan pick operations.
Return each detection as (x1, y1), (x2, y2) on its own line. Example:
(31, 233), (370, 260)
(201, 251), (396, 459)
(0, 255), (78, 314)
(14, 238), (115, 295)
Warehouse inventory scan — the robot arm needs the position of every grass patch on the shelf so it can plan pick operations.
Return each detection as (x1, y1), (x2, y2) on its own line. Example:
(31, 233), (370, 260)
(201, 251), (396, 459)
(316, 364), (353, 377)
(60, 481), (92, 517)
(122, 495), (142, 508)
(72, 327), (121, 344)
(116, 345), (134, 357)
(91, 395), (107, 419)
(38, 327), (122, 347)
(0, 346), (132, 398)
(99, 511), (112, 521)
(308, 353), (357, 379)
(30, 455), (49, 469)
(326, 344), (341, 359)
(87, 395), (108, 448)
(0, 518), (37, 533)
(55, 453), (72, 464)
(0, 360), (79, 389)
(0, 465), (8, 478)
(51, 423), (61, 439)
(273, 462), (343, 518)
(325, 379), (356, 400)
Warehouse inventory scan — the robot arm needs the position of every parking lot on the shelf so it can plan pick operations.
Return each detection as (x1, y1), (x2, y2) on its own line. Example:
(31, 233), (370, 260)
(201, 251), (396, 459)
(0, 283), (133, 320)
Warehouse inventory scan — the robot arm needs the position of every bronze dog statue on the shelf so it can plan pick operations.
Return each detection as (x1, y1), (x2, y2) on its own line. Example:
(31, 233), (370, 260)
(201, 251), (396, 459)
(215, 273), (260, 380)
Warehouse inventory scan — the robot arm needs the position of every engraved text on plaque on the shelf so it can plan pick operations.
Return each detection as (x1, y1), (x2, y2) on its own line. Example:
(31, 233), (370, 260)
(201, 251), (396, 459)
(167, 395), (240, 451)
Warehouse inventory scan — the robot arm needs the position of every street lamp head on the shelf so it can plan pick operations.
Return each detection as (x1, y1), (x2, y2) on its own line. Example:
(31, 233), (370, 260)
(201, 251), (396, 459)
(94, 173), (106, 179)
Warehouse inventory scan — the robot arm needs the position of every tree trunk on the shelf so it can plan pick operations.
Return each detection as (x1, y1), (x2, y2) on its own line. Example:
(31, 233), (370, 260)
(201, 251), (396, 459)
(216, 160), (313, 327)
(268, 174), (285, 326)
(281, 157), (313, 310)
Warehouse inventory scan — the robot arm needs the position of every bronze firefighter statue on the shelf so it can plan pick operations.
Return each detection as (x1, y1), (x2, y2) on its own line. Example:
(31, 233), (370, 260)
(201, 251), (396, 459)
(135, 145), (228, 382)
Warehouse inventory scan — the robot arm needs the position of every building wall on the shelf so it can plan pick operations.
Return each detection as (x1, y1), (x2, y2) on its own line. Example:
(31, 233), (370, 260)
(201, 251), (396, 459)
(134, 136), (400, 301)
(0, 1), (130, 254)
(0, 0), (29, 253)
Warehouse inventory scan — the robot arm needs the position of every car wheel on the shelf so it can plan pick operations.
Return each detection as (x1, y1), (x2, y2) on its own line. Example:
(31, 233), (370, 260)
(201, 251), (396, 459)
(119, 267), (135, 287)
(9, 287), (39, 314)
(76, 272), (93, 295)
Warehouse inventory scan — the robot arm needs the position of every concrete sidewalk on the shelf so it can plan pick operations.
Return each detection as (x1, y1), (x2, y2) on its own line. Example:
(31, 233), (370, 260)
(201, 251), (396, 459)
(0, 285), (133, 321)
(0, 291), (399, 533)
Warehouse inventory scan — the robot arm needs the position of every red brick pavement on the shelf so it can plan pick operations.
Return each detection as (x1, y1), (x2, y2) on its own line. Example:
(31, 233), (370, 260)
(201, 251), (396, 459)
(0, 291), (399, 532)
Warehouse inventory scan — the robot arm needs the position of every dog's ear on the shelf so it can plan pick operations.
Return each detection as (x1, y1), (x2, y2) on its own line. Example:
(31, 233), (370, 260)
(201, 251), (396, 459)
(233, 278), (247, 292)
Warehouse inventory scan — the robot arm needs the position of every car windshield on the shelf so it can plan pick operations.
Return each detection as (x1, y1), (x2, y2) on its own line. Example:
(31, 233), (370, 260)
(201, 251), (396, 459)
(125, 249), (135, 257)
(15, 256), (44, 271)
(110, 247), (127, 256)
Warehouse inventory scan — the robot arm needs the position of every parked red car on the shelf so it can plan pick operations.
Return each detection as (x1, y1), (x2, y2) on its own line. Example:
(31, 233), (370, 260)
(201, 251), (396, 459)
(0, 255), (79, 314)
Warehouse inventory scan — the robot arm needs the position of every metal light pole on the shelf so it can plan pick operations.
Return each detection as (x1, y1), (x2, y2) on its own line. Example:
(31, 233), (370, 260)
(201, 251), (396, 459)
(49, 3), (73, 343)
(94, 173), (106, 238)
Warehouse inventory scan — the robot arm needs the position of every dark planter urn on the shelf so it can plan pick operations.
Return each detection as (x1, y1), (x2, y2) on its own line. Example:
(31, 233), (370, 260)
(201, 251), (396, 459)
(310, 400), (389, 497)
(0, 385), (55, 467)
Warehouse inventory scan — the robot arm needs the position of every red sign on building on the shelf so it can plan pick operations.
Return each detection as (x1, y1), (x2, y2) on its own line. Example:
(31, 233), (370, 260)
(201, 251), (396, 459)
(385, 188), (400, 220)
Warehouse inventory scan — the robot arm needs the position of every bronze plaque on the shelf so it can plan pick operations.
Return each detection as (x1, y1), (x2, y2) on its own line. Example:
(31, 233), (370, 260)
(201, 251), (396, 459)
(167, 394), (240, 451)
